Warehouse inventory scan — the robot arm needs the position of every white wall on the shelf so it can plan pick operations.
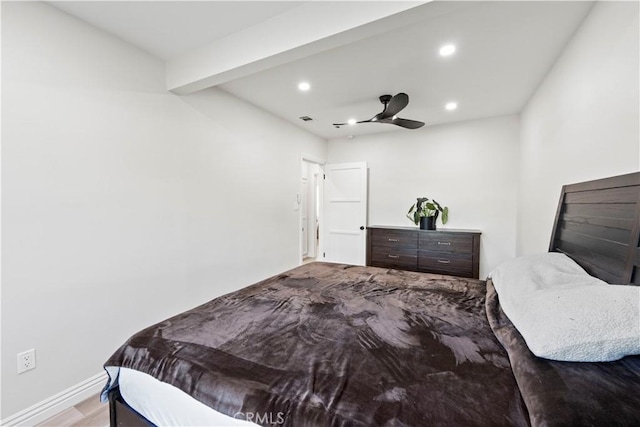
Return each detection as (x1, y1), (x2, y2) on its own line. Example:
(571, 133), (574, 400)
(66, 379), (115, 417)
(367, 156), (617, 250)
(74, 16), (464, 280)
(1, 2), (325, 418)
(177, 88), (327, 295)
(518, 1), (640, 255)
(328, 115), (520, 278)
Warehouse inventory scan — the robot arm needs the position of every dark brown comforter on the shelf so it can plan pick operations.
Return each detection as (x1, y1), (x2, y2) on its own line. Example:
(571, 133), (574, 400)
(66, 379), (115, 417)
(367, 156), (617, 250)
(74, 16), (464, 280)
(485, 279), (640, 427)
(104, 263), (528, 426)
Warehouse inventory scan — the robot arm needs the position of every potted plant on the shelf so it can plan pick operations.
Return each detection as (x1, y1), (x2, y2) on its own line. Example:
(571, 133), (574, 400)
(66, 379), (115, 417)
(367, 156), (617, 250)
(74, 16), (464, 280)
(407, 197), (449, 230)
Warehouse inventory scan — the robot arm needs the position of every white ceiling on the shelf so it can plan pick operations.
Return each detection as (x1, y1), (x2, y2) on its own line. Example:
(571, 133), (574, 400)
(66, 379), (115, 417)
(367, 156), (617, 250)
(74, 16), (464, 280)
(50, 1), (307, 60)
(49, 1), (594, 140)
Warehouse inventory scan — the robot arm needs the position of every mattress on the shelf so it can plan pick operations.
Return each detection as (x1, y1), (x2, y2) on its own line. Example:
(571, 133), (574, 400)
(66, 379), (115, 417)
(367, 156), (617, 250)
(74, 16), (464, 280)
(118, 367), (259, 427)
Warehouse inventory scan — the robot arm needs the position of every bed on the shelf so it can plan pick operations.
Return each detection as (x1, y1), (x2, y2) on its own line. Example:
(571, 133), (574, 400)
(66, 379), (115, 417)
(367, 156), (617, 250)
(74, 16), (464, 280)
(102, 172), (640, 426)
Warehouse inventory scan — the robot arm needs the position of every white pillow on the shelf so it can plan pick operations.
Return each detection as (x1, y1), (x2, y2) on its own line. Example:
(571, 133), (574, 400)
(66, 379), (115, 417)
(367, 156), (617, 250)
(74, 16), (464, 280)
(489, 253), (640, 362)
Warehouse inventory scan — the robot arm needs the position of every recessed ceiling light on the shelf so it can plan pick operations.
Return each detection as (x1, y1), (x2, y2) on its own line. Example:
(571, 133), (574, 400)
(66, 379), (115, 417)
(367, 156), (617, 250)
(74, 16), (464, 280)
(445, 102), (458, 111)
(347, 118), (357, 125)
(298, 81), (311, 91)
(439, 44), (456, 57)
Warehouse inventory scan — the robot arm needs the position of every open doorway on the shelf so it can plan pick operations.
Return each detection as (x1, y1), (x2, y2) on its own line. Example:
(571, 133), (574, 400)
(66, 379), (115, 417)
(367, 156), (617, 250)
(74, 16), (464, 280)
(300, 156), (324, 265)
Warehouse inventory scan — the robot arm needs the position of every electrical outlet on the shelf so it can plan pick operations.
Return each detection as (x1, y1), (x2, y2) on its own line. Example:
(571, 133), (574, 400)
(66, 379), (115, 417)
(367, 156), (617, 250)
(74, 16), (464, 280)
(17, 349), (36, 374)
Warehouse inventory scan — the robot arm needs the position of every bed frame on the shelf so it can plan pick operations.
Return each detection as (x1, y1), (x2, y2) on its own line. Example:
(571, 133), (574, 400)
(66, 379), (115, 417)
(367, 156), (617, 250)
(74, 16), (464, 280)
(549, 172), (640, 285)
(107, 171), (640, 426)
(108, 386), (154, 427)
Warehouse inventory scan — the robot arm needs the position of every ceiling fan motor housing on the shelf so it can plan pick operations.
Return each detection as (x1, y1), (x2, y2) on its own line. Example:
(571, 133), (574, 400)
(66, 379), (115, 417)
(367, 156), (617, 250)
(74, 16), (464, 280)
(379, 94), (393, 105)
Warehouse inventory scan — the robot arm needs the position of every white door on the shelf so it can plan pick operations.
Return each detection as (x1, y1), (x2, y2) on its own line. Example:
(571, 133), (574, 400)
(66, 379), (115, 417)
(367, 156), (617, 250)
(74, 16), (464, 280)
(323, 162), (368, 265)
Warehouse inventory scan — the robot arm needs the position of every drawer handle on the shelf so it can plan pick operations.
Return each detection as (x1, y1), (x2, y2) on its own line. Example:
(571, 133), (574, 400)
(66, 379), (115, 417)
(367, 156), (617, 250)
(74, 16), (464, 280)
(388, 255), (400, 259)
(437, 242), (451, 246)
(388, 238), (399, 242)
(437, 259), (451, 264)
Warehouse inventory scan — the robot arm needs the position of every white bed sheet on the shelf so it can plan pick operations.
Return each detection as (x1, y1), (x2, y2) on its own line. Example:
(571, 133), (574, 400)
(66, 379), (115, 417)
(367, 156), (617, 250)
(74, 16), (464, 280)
(118, 367), (260, 427)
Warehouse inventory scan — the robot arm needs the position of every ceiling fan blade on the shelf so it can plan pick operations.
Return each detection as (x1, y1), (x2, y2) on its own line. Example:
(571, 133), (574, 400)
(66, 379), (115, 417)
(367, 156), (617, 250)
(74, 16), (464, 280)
(379, 93), (409, 119)
(391, 118), (425, 129)
(379, 117), (425, 129)
(332, 119), (373, 128)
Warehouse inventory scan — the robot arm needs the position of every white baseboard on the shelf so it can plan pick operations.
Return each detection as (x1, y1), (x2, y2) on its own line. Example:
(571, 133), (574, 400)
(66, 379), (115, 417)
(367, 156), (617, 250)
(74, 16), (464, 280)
(1, 371), (108, 427)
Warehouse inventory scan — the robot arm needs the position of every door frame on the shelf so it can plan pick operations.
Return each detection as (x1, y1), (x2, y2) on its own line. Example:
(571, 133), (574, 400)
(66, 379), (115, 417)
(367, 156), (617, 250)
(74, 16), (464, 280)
(299, 154), (326, 265)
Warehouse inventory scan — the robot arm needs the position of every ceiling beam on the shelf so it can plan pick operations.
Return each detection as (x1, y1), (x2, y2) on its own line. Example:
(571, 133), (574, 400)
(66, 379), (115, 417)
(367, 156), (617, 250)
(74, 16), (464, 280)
(166, 1), (432, 94)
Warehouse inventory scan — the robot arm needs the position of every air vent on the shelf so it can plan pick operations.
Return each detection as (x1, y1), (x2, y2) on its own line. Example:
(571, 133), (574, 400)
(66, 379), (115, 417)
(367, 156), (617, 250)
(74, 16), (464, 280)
(299, 116), (313, 121)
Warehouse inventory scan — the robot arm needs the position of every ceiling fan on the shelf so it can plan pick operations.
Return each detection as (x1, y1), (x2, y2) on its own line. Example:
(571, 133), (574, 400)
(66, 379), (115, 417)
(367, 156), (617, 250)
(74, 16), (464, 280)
(333, 93), (425, 130)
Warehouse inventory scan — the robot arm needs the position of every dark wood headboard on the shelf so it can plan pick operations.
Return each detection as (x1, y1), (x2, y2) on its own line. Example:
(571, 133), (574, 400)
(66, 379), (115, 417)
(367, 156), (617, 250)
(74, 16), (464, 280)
(549, 172), (640, 285)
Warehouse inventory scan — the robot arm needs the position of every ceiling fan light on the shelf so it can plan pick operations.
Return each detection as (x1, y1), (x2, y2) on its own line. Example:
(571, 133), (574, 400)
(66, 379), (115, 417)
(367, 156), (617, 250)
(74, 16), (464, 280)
(347, 119), (357, 125)
(439, 44), (456, 56)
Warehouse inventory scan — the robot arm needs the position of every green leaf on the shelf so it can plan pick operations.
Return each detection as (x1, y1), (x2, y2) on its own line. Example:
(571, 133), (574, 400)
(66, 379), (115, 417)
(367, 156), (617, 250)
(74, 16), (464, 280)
(441, 207), (449, 224)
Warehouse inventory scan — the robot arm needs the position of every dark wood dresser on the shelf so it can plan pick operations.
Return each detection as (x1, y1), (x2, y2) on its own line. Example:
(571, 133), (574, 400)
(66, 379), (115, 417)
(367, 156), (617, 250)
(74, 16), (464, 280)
(367, 226), (481, 279)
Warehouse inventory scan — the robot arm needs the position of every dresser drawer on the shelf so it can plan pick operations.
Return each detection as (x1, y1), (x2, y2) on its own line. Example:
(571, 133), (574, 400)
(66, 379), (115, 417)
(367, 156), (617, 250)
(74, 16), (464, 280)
(371, 229), (418, 250)
(418, 233), (473, 254)
(371, 247), (418, 270)
(418, 251), (473, 277)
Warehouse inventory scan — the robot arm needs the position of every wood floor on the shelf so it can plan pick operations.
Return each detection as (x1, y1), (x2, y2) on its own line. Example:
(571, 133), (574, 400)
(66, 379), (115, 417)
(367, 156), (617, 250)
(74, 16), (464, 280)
(37, 393), (109, 427)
